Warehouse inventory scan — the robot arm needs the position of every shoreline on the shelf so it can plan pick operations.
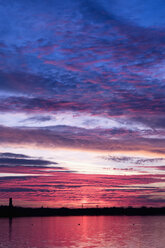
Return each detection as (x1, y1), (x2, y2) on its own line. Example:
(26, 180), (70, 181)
(0, 206), (165, 217)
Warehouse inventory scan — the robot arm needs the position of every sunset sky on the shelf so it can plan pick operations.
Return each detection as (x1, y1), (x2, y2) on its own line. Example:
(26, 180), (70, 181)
(0, 0), (165, 208)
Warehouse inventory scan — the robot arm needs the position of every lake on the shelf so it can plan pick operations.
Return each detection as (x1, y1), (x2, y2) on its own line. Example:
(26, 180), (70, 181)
(0, 216), (165, 248)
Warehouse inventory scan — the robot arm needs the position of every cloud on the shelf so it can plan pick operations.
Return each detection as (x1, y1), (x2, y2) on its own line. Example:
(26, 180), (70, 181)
(1, 124), (165, 154)
(22, 115), (52, 123)
(0, 152), (29, 159)
(0, 158), (56, 167)
(0, 172), (164, 207)
(101, 155), (165, 165)
(135, 165), (165, 171)
(0, 152), (57, 167)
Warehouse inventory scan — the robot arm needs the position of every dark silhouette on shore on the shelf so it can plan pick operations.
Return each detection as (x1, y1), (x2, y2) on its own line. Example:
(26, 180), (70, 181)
(9, 198), (13, 208)
(0, 199), (165, 217)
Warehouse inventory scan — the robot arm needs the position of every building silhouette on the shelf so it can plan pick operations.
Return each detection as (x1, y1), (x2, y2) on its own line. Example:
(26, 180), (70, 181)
(9, 198), (13, 208)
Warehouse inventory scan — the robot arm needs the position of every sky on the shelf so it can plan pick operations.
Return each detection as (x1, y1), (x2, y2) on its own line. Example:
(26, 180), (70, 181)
(0, 0), (165, 208)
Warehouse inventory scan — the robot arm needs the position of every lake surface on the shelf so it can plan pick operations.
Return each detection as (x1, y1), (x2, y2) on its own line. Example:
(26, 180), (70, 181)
(0, 215), (165, 248)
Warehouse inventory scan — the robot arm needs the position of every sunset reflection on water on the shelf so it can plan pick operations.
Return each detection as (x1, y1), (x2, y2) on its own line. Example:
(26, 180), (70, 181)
(0, 216), (165, 248)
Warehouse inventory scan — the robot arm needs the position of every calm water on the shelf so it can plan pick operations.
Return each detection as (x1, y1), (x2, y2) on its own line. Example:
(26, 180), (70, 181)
(0, 216), (165, 248)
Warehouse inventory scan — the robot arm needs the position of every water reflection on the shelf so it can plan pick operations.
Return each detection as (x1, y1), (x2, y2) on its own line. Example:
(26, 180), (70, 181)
(0, 216), (164, 248)
(9, 217), (12, 241)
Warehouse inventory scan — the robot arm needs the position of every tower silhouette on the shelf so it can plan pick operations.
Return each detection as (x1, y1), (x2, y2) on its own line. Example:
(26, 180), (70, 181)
(9, 198), (13, 208)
